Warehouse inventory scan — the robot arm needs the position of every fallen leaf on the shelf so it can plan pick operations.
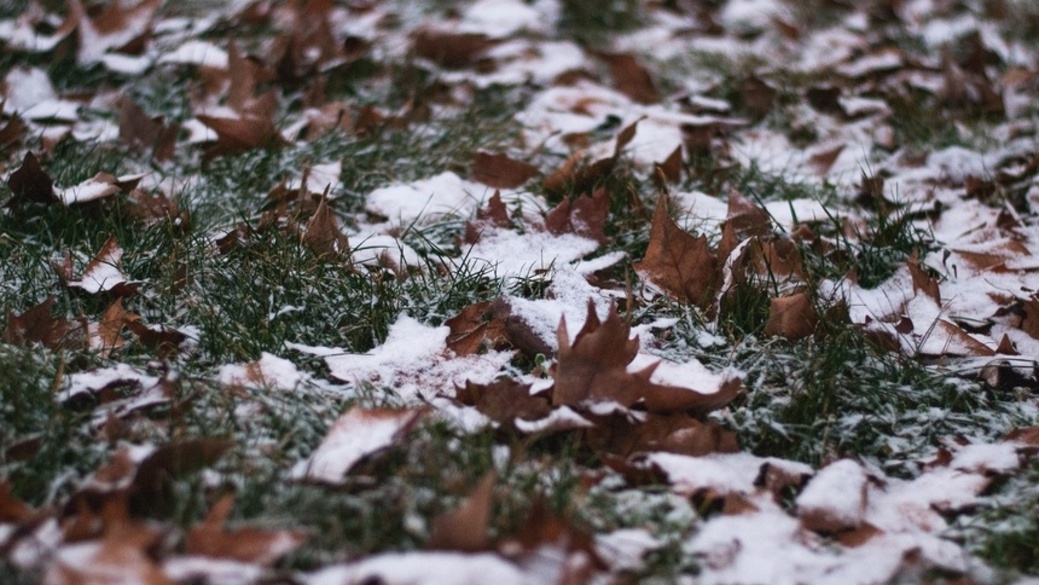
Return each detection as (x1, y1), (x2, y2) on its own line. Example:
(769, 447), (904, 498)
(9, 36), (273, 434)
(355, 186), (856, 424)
(445, 300), (511, 356)
(2, 296), (81, 349)
(119, 97), (178, 161)
(0, 481), (33, 523)
(70, 236), (136, 296)
(652, 145), (682, 187)
(130, 439), (234, 517)
(6, 151), (57, 205)
(428, 472), (495, 552)
(908, 253), (941, 303)
(763, 292), (819, 340)
(303, 195), (350, 258)
(412, 29), (494, 69)
(293, 408), (425, 484)
(544, 188), (610, 244)
(600, 52), (659, 104)
(587, 413), (740, 457)
(471, 152), (539, 189)
(185, 493), (307, 565)
(634, 195), (718, 307)
(456, 379), (552, 425)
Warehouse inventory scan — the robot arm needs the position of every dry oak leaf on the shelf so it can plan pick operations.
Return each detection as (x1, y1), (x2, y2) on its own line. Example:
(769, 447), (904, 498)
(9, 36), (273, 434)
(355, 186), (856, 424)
(763, 292), (819, 340)
(186, 493), (307, 566)
(428, 472), (496, 552)
(542, 118), (641, 195)
(544, 187), (610, 245)
(908, 253), (941, 304)
(553, 301), (740, 415)
(471, 151), (539, 189)
(634, 195), (718, 308)
(198, 91), (284, 163)
(0, 481), (33, 523)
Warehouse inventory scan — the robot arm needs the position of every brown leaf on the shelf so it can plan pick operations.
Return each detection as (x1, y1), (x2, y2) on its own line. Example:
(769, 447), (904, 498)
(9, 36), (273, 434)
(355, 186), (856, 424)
(0, 113), (27, 158)
(544, 188), (610, 244)
(303, 196), (350, 258)
(740, 74), (775, 118)
(763, 292), (819, 340)
(0, 481), (33, 523)
(908, 253), (940, 303)
(640, 374), (742, 415)
(118, 97), (178, 161)
(428, 472), (495, 552)
(552, 301), (641, 408)
(634, 195), (718, 307)
(471, 152), (539, 189)
(808, 143), (845, 175)
(71, 236), (136, 296)
(446, 300), (511, 356)
(588, 413), (739, 457)
(198, 91), (283, 162)
(724, 189), (772, 241)
(601, 53), (659, 104)
(412, 29), (494, 69)
(186, 493), (307, 565)
(653, 145), (682, 187)
(125, 319), (187, 358)
(130, 439), (234, 516)
(6, 152), (57, 205)
(456, 379), (552, 425)
(92, 298), (129, 354)
(3, 296), (81, 349)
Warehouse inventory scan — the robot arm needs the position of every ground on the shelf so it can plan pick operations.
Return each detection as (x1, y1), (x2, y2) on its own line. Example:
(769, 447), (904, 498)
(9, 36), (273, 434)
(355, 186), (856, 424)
(3, 0), (1039, 583)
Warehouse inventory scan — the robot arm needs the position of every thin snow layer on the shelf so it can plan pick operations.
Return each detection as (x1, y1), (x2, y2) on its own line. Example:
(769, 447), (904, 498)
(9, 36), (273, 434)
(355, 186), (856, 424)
(459, 0), (544, 37)
(2, 66), (56, 113)
(56, 176), (119, 205)
(595, 529), (661, 572)
(163, 557), (263, 585)
(60, 364), (158, 402)
(366, 172), (492, 226)
(309, 552), (530, 585)
(156, 39), (229, 69)
(504, 266), (619, 350)
(628, 352), (733, 396)
(649, 452), (813, 496)
(322, 314), (512, 403)
(217, 352), (309, 391)
(795, 459), (867, 528)
(462, 226), (604, 280)
(292, 408), (418, 484)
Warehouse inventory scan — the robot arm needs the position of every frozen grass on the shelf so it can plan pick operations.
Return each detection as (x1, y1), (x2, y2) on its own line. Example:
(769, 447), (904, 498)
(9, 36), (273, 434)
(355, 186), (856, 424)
(3, 0), (1039, 582)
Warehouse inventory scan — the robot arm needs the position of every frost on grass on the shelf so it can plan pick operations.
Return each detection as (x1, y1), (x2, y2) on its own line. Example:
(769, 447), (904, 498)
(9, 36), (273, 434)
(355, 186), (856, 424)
(4, 0), (1039, 582)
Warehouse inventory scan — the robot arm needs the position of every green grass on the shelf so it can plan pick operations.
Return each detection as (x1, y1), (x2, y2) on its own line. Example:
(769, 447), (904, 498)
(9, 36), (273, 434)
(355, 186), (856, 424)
(3, 0), (1039, 581)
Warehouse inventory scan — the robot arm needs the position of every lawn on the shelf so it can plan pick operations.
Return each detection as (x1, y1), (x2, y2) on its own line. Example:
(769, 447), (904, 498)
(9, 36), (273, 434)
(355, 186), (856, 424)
(3, 0), (1039, 583)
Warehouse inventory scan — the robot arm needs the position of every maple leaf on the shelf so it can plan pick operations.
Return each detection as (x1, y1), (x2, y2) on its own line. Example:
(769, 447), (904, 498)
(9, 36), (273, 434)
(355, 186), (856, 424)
(0, 481), (33, 523)
(0, 110), (27, 158)
(428, 472), (495, 552)
(129, 439), (234, 517)
(462, 191), (512, 245)
(544, 187), (610, 244)
(763, 292), (819, 340)
(125, 319), (188, 359)
(587, 413), (739, 458)
(293, 408), (425, 484)
(598, 52), (660, 104)
(302, 195), (350, 259)
(2, 296), (82, 349)
(445, 300), (511, 356)
(6, 151), (57, 205)
(471, 152), (539, 189)
(69, 236), (138, 296)
(634, 195), (718, 308)
(118, 96), (178, 161)
(542, 118), (642, 195)
(553, 301), (740, 414)
(412, 29), (495, 69)
(455, 379), (552, 426)
(652, 145), (682, 188)
(67, 0), (161, 64)
(185, 493), (306, 565)
(87, 298), (130, 355)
